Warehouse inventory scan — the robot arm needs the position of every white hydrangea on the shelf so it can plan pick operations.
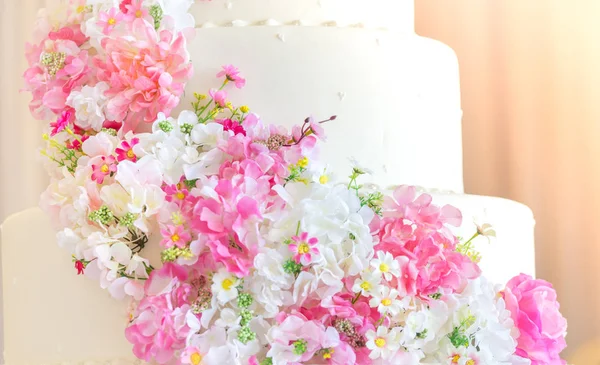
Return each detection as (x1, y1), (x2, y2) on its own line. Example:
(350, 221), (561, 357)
(66, 82), (110, 131)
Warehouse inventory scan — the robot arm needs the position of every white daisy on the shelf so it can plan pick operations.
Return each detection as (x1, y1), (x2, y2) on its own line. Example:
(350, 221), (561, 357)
(211, 269), (240, 305)
(370, 250), (400, 281)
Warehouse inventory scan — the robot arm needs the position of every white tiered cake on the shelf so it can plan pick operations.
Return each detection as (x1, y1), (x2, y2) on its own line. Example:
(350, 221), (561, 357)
(2, 1), (535, 364)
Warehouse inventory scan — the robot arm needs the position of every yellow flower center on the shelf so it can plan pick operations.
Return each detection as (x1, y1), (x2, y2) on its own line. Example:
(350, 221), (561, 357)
(451, 354), (461, 364)
(108, 17), (116, 25)
(135, 10), (143, 18)
(360, 281), (371, 291)
(379, 263), (389, 273)
(465, 360), (475, 365)
(298, 157), (309, 168)
(381, 298), (392, 306)
(76, 5), (85, 13)
(319, 174), (329, 184)
(100, 164), (110, 174)
(171, 234), (180, 242)
(126, 149), (135, 158)
(222, 278), (234, 290)
(175, 192), (186, 200)
(322, 349), (334, 359)
(297, 242), (310, 254)
(190, 352), (203, 365)
(374, 337), (386, 348)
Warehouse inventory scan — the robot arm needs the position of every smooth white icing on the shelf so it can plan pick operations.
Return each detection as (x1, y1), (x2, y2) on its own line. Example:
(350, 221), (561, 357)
(185, 27), (465, 193)
(191, 0), (414, 32)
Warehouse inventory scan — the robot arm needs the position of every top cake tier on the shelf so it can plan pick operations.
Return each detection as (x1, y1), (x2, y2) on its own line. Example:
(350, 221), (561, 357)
(191, 0), (414, 31)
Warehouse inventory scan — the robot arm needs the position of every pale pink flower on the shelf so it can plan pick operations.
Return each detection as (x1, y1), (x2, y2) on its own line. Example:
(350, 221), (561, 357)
(208, 89), (227, 107)
(97, 8), (123, 35)
(160, 224), (191, 249)
(267, 313), (328, 363)
(217, 64), (246, 89)
(115, 138), (140, 162)
(125, 263), (192, 364)
(503, 274), (567, 365)
(91, 155), (117, 184)
(123, 0), (150, 22)
(95, 19), (192, 131)
(289, 232), (319, 265)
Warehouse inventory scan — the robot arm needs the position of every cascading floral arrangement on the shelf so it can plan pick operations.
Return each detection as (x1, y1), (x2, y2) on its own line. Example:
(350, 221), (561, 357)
(25, 1), (568, 364)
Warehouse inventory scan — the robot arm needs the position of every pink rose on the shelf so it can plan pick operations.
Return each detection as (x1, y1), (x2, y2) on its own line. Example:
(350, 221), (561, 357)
(503, 274), (567, 365)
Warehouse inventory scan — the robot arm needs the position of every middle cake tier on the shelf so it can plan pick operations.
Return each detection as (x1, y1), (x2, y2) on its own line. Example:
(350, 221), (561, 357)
(184, 26), (465, 193)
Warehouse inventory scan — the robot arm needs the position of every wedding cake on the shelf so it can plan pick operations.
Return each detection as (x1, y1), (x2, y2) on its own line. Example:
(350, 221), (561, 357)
(2, 1), (542, 364)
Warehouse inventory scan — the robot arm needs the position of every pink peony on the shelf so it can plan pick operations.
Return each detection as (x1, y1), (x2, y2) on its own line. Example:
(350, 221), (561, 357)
(217, 64), (246, 89)
(91, 155), (117, 184)
(503, 274), (567, 365)
(95, 19), (192, 131)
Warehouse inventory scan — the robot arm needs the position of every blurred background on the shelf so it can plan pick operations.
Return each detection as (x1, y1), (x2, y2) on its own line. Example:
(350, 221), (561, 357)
(1, 0), (600, 363)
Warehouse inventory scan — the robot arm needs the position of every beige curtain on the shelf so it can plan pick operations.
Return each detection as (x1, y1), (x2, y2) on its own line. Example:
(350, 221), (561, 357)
(1, 0), (598, 362)
(416, 0), (600, 361)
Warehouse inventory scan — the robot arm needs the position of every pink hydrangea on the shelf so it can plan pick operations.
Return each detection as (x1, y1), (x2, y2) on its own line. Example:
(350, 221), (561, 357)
(289, 232), (319, 265)
(503, 274), (567, 365)
(217, 64), (246, 89)
(23, 27), (91, 120)
(125, 264), (193, 364)
(95, 19), (193, 131)
(91, 155), (117, 184)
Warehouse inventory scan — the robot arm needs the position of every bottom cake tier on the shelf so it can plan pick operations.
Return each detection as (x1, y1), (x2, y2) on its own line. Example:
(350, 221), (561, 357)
(1, 194), (534, 364)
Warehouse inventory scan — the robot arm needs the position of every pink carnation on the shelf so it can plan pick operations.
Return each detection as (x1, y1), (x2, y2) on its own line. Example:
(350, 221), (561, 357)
(503, 274), (567, 365)
(95, 19), (193, 131)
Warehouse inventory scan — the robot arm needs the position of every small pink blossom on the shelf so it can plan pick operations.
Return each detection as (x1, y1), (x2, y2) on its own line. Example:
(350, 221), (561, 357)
(115, 138), (140, 162)
(97, 8), (123, 35)
(91, 155), (117, 184)
(217, 64), (246, 89)
(160, 225), (191, 249)
(164, 182), (190, 204)
(123, 0), (150, 22)
(289, 232), (319, 265)
(209, 89), (227, 107)
(50, 107), (75, 136)
(503, 274), (567, 365)
(119, 0), (132, 13)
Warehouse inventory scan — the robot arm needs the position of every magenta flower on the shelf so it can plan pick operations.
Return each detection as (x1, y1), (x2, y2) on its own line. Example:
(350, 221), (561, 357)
(91, 155), (117, 184)
(209, 89), (227, 107)
(217, 64), (246, 89)
(50, 107), (75, 136)
(164, 182), (189, 204)
(160, 224), (191, 249)
(503, 274), (567, 365)
(219, 118), (246, 136)
(97, 7), (123, 35)
(289, 232), (319, 265)
(115, 138), (139, 162)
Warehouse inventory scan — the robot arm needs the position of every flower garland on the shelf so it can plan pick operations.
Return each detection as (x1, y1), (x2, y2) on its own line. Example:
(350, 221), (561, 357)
(26, 1), (568, 364)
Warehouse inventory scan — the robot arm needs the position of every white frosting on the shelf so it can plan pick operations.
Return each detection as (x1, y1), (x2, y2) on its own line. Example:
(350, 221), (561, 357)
(429, 193), (536, 284)
(191, 0), (414, 32)
(186, 28), (465, 192)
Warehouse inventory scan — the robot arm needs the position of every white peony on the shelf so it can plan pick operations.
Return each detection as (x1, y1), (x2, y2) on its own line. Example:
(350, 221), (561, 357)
(66, 82), (110, 131)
